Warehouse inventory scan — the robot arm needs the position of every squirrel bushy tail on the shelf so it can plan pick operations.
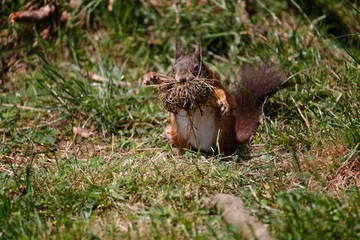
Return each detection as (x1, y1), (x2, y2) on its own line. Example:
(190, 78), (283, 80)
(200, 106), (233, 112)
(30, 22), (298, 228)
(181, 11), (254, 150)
(233, 65), (286, 143)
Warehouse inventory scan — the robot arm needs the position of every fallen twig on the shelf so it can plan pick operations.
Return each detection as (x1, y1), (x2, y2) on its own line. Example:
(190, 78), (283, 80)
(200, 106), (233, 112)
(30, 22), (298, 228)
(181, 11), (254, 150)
(1, 103), (48, 112)
(0, 118), (63, 133)
(81, 70), (131, 87)
(9, 4), (55, 23)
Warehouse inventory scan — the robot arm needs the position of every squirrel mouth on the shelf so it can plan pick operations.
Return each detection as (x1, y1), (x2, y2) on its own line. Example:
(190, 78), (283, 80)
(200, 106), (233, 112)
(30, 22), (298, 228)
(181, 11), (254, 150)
(158, 77), (216, 113)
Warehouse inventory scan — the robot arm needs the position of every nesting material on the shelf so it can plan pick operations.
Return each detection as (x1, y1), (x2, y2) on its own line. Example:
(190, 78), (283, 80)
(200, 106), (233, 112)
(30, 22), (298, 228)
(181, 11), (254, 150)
(157, 75), (216, 113)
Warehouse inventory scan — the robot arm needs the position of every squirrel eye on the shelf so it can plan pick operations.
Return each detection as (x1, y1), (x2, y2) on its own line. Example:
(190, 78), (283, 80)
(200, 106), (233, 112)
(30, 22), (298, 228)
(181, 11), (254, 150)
(194, 65), (199, 72)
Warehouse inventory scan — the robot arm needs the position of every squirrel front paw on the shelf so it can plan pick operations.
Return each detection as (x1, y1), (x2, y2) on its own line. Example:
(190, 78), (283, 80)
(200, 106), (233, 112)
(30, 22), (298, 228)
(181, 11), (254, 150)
(217, 99), (230, 117)
(163, 125), (174, 144)
(143, 72), (160, 85)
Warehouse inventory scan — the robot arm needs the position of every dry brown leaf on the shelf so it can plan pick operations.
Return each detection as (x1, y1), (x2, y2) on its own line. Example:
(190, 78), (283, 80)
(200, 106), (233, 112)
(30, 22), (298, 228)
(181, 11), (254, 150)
(73, 126), (94, 138)
(108, 0), (114, 12)
(70, 0), (81, 9)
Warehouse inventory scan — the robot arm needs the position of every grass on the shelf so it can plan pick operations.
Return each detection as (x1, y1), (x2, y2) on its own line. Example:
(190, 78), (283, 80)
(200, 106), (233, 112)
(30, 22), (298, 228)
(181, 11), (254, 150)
(1, 0), (359, 239)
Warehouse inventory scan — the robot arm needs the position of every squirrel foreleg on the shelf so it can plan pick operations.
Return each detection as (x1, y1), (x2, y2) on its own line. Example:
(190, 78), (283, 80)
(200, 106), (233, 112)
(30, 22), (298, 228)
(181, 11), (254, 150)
(143, 72), (164, 85)
(213, 88), (230, 116)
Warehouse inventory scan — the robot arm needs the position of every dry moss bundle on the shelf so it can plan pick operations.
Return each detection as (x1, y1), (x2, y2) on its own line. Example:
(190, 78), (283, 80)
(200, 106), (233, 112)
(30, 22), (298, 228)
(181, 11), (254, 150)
(157, 75), (216, 113)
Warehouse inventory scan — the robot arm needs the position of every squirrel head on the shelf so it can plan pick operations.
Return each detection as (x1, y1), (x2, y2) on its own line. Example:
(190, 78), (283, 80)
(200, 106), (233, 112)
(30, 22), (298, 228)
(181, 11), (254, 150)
(173, 36), (210, 83)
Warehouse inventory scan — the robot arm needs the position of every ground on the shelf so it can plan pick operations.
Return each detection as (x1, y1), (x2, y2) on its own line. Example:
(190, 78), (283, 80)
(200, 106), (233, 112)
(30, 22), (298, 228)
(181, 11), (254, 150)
(0, 0), (359, 239)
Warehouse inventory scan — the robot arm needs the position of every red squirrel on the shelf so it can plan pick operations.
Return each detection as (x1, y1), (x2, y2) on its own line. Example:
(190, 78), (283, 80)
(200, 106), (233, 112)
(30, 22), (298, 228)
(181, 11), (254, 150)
(143, 37), (285, 155)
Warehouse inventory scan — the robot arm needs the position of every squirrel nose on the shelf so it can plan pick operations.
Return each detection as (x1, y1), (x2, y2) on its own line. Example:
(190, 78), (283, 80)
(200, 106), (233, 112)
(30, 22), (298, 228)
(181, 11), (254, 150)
(177, 77), (186, 83)
(176, 75), (194, 83)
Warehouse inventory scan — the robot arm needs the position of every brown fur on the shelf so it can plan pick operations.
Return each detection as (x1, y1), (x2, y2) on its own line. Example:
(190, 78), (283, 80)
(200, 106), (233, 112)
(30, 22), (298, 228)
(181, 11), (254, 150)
(232, 65), (286, 143)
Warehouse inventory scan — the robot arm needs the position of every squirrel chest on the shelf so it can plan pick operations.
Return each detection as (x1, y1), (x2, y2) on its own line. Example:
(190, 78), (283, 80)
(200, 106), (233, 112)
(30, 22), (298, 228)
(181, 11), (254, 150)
(172, 98), (221, 152)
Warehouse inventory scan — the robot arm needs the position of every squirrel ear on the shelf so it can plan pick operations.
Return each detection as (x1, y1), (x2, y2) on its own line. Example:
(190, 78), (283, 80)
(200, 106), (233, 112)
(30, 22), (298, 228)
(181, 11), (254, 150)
(175, 35), (183, 60)
(193, 35), (202, 61)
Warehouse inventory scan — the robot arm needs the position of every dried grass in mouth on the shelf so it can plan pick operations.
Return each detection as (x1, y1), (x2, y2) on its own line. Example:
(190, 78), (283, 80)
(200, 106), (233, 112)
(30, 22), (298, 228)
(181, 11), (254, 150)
(157, 74), (216, 113)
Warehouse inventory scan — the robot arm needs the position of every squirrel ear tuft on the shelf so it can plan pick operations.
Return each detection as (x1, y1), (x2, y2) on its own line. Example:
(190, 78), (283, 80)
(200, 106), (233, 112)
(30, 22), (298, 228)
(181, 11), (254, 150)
(193, 35), (202, 61)
(176, 35), (183, 60)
